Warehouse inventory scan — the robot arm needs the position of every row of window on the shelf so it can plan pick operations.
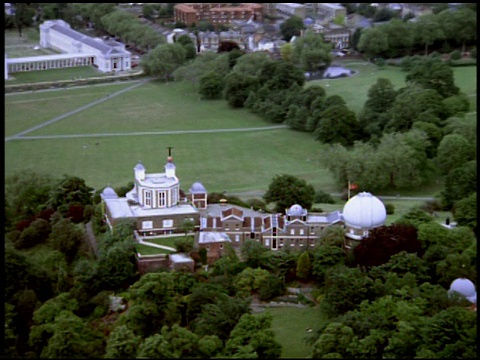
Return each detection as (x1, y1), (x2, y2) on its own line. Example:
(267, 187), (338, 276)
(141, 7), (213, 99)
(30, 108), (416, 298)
(143, 188), (178, 208)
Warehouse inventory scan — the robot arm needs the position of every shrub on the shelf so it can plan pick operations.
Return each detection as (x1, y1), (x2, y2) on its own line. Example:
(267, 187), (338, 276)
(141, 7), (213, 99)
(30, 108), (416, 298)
(429, 51), (441, 58)
(314, 190), (335, 204)
(450, 50), (462, 60)
(421, 199), (443, 213)
(385, 203), (395, 215)
(471, 48), (477, 59)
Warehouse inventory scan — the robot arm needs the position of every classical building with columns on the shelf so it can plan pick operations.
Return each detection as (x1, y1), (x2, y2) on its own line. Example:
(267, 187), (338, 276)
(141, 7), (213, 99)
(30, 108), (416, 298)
(5, 19), (131, 79)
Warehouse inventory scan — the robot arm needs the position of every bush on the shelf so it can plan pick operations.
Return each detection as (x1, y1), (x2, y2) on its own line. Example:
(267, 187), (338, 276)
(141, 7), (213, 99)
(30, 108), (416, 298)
(429, 51), (441, 58)
(385, 203), (395, 215)
(420, 199), (444, 213)
(246, 198), (267, 211)
(314, 190), (335, 204)
(450, 50), (462, 60)
(471, 48), (477, 59)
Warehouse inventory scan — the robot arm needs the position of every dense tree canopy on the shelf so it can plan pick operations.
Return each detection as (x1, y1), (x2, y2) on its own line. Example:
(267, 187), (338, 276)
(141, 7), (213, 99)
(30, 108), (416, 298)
(264, 174), (315, 213)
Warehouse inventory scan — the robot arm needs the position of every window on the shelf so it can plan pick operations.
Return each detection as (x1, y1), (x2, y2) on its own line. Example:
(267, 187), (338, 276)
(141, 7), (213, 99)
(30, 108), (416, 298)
(265, 239), (270, 246)
(300, 229), (304, 235)
(220, 244), (224, 249)
(250, 232), (255, 239)
(142, 221), (153, 229)
(158, 191), (166, 207)
(290, 229), (295, 235)
(163, 219), (173, 228)
(172, 187), (178, 205)
(235, 234), (240, 242)
(145, 191), (152, 206)
(235, 224), (240, 230)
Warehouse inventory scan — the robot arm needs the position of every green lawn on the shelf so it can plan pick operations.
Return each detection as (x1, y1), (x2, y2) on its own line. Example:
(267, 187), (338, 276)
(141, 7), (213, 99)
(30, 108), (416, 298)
(135, 243), (175, 255)
(257, 306), (326, 358)
(4, 59), (476, 198)
(5, 83), (134, 136)
(5, 66), (111, 84)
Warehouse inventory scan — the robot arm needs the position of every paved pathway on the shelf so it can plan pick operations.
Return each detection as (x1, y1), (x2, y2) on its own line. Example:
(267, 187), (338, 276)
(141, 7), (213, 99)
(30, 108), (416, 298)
(5, 78), (151, 142)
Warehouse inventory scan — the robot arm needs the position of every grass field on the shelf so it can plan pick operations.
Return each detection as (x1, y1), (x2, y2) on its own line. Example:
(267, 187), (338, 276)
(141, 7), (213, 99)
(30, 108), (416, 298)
(256, 306), (326, 358)
(4, 40), (476, 200)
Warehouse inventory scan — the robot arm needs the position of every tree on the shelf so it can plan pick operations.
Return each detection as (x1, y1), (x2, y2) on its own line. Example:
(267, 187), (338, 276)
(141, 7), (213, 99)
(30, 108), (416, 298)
(453, 192), (476, 232)
(232, 51), (274, 77)
(241, 239), (270, 269)
(264, 174), (315, 214)
(48, 175), (93, 214)
(311, 322), (358, 358)
(192, 294), (251, 341)
(435, 134), (472, 175)
(13, 3), (35, 37)
(353, 224), (423, 268)
(142, 43), (187, 81)
(174, 236), (194, 253)
(291, 30), (333, 74)
(357, 27), (389, 59)
(438, 7), (477, 53)
(5, 170), (55, 228)
(413, 14), (444, 55)
(199, 71), (224, 99)
(405, 58), (459, 98)
(48, 216), (84, 263)
(314, 104), (361, 146)
(225, 313), (282, 358)
(136, 333), (174, 358)
(16, 218), (52, 250)
(174, 51), (230, 83)
(176, 34), (196, 60)
(296, 251), (312, 280)
(312, 243), (346, 284)
(381, 19), (415, 58)
(105, 325), (142, 358)
(441, 160), (476, 208)
(280, 15), (304, 41)
(223, 72), (258, 108)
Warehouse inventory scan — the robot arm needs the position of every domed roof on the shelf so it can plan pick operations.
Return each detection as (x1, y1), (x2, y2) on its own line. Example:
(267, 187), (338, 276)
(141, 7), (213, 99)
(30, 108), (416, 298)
(101, 186), (118, 199)
(288, 204), (305, 216)
(449, 278), (477, 303)
(342, 192), (386, 229)
(189, 181), (206, 194)
(134, 161), (145, 171)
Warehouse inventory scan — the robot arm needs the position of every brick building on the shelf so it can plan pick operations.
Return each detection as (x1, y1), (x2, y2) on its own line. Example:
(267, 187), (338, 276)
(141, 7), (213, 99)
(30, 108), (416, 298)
(174, 3), (263, 26)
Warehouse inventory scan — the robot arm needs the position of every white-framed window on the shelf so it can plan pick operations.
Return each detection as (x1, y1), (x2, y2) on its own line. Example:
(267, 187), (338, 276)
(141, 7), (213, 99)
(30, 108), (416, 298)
(142, 221), (153, 229)
(172, 187), (178, 205)
(265, 239), (270, 246)
(235, 234), (240, 242)
(300, 229), (304, 235)
(158, 191), (166, 208)
(145, 190), (152, 206)
(163, 219), (173, 228)
(290, 229), (295, 235)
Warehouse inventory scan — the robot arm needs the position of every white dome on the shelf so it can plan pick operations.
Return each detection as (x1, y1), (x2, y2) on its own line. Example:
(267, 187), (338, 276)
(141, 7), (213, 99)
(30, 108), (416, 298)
(288, 204), (305, 216)
(101, 186), (118, 199)
(189, 182), (206, 194)
(134, 161), (145, 171)
(342, 192), (386, 229)
(449, 278), (477, 303)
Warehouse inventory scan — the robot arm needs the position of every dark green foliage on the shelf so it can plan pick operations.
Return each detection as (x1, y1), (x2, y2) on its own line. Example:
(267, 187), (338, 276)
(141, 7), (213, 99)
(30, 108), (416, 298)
(314, 190), (335, 204)
(296, 251), (312, 280)
(257, 273), (285, 301)
(321, 265), (375, 317)
(225, 313), (282, 358)
(263, 174), (315, 214)
(223, 72), (258, 108)
(48, 216), (85, 263)
(450, 49), (462, 60)
(435, 134), (472, 175)
(245, 198), (267, 211)
(385, 203), (395, 215)
(280, 15), (304, 41)
(314, 104), (362, 146)
(405, 57), (459, 98)
(441, 160), (476, 208)
(174, 236), (194, 253)
(105, 325), (142, 358)
(48, 175), (94, 212)
(442, 94), (470, 118)
(192, 294), (251, 341)
(199, 71), (224, 99)
(453, 192), (476, 232)
(16, 218), (52, 250)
